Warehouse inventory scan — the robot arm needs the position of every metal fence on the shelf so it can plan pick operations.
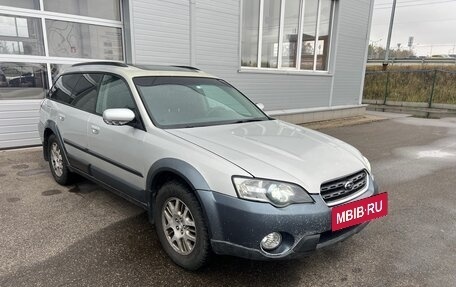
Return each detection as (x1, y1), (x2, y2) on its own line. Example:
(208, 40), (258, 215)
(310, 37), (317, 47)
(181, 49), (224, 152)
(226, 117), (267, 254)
(363, 69), (456, 107)
(367, 58), (456, 66)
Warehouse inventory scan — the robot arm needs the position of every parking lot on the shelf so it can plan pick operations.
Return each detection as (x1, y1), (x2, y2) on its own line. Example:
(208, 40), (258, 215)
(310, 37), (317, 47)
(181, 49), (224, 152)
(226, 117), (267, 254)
(1, 115), (455, 287)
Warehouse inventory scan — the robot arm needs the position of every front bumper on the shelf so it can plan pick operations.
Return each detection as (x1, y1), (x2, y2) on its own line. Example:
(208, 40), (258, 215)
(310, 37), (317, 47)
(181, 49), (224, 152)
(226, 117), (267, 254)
(196, 176), (379, 260)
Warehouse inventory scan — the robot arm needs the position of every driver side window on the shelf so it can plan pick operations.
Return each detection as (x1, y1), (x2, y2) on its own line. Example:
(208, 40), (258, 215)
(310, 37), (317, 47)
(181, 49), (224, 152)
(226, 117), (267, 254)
(96, 74), (136, 115)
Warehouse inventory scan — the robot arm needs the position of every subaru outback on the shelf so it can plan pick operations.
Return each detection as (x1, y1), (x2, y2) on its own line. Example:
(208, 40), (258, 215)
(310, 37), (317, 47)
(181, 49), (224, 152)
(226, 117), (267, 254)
(38, 62), (380, 270)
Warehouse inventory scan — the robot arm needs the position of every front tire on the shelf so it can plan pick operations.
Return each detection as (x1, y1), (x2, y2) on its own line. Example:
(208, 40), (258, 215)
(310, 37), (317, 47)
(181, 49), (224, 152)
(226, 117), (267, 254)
(154, 180), (211, 270)
(47, 134), (74, 185)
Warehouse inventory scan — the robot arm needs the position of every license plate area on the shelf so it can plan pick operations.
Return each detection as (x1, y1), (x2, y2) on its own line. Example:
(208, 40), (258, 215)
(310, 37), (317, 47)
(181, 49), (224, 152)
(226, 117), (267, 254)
(331, 193), (388, 231)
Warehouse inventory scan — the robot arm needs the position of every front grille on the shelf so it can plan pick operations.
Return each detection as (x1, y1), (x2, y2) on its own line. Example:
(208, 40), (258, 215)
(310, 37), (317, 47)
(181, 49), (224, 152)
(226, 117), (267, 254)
(320, 170), (368, 205)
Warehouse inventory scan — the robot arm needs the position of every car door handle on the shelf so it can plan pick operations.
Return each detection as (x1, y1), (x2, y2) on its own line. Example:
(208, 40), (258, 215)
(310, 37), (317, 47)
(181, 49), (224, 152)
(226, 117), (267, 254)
(58, 114), (65, 121)
(91, 125), (100, 135)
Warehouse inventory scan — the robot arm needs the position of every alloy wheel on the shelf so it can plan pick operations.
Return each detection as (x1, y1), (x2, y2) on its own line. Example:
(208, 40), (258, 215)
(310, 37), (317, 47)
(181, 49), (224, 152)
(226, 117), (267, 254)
(161, 197), (197, 255)
(50, 142), (63, 177)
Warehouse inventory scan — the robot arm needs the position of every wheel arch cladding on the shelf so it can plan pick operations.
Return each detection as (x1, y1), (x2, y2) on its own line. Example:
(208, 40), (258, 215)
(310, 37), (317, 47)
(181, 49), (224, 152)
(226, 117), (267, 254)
(146, 158), (212, 223)
(43, 120), (68, 165)
(147, 158), (211, 193)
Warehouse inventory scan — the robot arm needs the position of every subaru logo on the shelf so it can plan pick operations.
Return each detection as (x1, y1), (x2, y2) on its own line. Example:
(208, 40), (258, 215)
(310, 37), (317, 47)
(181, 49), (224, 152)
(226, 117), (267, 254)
(344, 180), (354, 190)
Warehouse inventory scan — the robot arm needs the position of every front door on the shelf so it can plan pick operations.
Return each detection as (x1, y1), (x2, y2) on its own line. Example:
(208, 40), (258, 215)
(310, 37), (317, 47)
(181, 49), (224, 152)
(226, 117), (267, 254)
(87, 74), (148, 203)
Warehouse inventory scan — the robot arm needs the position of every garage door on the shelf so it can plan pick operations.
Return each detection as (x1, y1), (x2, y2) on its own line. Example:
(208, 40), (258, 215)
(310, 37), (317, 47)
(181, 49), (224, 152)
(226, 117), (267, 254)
(0, 0), (125, 149)
(0, 100), (42, 149)
(0, 62), (48, 149)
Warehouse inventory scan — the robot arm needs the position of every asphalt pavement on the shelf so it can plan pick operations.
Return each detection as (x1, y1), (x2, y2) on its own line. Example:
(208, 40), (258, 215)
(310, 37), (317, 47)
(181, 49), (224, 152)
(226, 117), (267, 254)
(0, 115), (455, 287)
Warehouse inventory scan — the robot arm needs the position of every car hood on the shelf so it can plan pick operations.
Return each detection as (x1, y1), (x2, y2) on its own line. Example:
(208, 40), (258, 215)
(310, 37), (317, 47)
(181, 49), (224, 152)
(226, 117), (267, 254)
(166, 120), (369, 194)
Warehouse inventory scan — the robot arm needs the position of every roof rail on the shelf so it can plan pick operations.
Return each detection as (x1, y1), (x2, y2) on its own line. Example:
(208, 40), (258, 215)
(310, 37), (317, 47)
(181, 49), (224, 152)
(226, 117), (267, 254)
(72, 61), (128, 68)
(172, 65), (200, 71)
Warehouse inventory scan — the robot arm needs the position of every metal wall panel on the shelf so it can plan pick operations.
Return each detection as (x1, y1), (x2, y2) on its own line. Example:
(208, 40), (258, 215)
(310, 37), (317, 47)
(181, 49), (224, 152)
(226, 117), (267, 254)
(132, 0), (325, 110)
(332, 0), (373, 106)
(0, 100), (41, 149)
(130, 0), (373, 111)
(131, 0), (191, 65)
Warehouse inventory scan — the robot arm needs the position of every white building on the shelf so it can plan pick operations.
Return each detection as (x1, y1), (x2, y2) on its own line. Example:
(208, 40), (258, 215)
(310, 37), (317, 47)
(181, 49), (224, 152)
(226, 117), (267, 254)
(0, 0), (374, 149)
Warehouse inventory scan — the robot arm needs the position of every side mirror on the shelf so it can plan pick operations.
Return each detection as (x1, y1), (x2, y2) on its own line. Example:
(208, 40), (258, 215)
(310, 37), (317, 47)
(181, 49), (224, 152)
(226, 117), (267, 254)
(103, 108), (135, 126)
(256, 103), (265, 110)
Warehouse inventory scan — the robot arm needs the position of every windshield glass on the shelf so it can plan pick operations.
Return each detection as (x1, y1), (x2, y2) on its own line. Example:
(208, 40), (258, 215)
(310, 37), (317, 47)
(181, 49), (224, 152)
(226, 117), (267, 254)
(134, 77), (269, 128)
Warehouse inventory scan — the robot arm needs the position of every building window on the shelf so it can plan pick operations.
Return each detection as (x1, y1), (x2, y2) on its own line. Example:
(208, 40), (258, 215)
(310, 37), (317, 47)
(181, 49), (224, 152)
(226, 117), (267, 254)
(300, 0), (318, 70)
(0, 14), (45, 56)
(261, 0), (281, 68)
(0, 62), (48, 100)
(46, 19), (123, 60)
(43, 0), (121, 21)
(316, 0), (332, 70)
(281, 0), (300, 68)
(0, 0), (40, 10)
(0, 0), (123, 99)
(241, 0), (335, 72)
(241, 0), (260, 67)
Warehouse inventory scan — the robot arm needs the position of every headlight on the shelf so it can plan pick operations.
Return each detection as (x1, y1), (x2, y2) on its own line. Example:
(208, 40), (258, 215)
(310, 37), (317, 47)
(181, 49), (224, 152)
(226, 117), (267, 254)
(363, 156), (372, 172)
(232, 177), (313, 207)
(362, 156), (374, 180)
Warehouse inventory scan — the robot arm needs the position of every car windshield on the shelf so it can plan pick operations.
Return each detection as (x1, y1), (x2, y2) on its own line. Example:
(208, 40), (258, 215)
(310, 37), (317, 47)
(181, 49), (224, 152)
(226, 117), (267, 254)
(133, 76), (269, 128)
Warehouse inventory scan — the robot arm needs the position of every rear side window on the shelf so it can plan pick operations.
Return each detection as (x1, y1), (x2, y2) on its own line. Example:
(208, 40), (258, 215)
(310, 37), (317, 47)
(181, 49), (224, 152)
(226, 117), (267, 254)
(49, 73), (102, 113)
(96, 74), (136, 115)
(71, 74), (102, 113)
(49, 74), (80, 104)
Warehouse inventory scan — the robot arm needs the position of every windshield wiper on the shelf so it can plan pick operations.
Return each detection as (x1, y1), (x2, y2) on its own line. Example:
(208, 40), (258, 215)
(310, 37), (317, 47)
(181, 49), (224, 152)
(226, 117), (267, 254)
(232, 118), (267, 124)
(178, 118), (267, 128)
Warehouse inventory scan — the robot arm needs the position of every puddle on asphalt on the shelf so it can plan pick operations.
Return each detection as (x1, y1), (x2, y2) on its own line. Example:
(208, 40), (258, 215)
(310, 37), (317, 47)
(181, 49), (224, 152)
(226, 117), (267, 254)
(417, 150), (455, 159)
(11, 164), (29, 170)
(373, 122), (456, 186)
(6, 197), (20, 203)
(41, 189), (62, 196)
(368, 106), (456, 119)
(16, 168), (48, 177)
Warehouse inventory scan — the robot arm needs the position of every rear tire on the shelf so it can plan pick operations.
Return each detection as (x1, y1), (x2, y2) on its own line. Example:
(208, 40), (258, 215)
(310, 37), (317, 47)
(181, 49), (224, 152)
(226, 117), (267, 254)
(47, 134), (74, 185)
(154, 180), (211, 270)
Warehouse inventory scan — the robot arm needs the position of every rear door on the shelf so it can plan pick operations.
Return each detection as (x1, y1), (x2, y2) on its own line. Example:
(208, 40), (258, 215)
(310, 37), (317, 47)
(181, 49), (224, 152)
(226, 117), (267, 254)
(48, 73), (102, 172)
(87, 74), (148, 203)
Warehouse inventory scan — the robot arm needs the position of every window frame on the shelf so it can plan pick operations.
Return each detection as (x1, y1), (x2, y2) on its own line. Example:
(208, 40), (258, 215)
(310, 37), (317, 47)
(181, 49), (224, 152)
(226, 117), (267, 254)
(239, 0), (336, 74)
(71, 73), (103, 113)
(133, 76), (271, 129)
(0, 61), (49, 99)
(0, 13), (45, 56)
(48, 72), (101, 106)
(44, 18), (124, 60)
(47, 72), (82, 105)
(42, 0), (121, 21)
(0, 1), (125, 94)
(0, 0), (40, 10)
(95, 73), (136, 116)
(48, 71), (145, 130)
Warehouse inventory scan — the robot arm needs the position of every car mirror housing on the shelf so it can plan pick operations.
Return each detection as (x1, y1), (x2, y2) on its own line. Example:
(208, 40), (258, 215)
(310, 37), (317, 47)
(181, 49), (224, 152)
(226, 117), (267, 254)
(103, 108), (135, 126)
(256, 103), (265, 110)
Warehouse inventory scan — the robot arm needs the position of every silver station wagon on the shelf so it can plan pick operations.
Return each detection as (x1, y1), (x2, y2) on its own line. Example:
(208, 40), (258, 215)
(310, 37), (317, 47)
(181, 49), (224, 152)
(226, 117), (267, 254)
(39, 62), (378, 270)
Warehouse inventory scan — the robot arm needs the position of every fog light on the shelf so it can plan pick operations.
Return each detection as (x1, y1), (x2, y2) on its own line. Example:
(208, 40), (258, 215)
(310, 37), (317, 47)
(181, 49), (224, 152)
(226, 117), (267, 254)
(261, 232), (282, 251)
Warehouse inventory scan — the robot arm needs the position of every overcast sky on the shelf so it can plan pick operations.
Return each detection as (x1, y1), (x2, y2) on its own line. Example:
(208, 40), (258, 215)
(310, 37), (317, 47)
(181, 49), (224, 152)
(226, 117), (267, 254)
(370, 0), (456, 56)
